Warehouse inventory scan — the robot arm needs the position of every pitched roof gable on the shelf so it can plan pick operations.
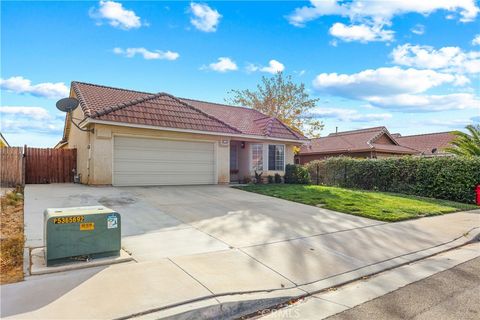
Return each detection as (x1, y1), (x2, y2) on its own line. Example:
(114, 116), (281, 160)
(69, 81), (306, 141)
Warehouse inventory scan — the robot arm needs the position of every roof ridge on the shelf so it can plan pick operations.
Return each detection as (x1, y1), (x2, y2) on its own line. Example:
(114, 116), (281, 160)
(396, 131), (455, 138)
(161, 94), (243, 134)
(90, 92), (164, 118)
(71, 81), (152, 95)
(270, 117), (305, 139)
(71, 82), (92, 117)
(263, 117), (275, 136)
(180, 97), (266, 114)
(328, 126), (386, 136)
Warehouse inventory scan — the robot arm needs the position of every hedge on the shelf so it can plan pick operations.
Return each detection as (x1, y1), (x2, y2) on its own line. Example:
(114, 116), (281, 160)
(284, 164), (311, 184)
(305, 157), (480, 204)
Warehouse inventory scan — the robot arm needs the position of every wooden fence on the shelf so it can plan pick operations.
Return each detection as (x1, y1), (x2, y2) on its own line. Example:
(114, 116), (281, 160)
(0, 147), (24, 187)
(0, 147), (76, 186)
(25, 147), (77, 184)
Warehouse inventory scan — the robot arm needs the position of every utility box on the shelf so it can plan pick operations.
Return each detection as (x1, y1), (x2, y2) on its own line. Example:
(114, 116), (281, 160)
(44, 206), (121, 266)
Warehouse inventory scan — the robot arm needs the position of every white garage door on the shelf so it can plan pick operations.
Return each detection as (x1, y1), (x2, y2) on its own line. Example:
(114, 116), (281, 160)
(113, 136), (216, 186)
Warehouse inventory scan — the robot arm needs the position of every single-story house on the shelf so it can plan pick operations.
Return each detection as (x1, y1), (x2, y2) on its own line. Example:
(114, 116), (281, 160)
(0, 132), (10, 148)
(296, 126), (457, 164)
(56, 81), (307, 186)
(394, 132), (456, 156)
(296, 126), (419, 164)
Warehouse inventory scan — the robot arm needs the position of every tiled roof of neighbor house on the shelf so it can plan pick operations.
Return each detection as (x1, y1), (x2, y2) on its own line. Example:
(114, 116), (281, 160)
(69, 82), (306, 141)
(395, 132), (456, 155)
(300, 126), (417, 155)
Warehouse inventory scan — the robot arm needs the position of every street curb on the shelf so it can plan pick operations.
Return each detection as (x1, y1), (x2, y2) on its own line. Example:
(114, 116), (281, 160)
(122, 227), (480, 320)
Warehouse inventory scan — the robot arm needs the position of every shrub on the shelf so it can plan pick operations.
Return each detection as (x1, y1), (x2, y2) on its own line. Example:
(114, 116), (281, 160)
(254, 171), (263, 184)
(285, 164), (311, 184)
(305, 156), (480, 204)
(274, 173), (283, 183)
(267, 175), (274, 184)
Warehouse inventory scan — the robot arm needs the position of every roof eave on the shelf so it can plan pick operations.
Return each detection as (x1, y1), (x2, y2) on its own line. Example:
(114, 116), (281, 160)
(84, 119), (308, 143)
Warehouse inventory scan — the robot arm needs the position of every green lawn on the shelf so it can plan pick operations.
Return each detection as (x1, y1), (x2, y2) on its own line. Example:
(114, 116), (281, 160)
(235, 184), (477, 222)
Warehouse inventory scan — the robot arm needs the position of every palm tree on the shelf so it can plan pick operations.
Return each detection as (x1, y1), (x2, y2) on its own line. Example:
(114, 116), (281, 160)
(444, 124), (480, 156)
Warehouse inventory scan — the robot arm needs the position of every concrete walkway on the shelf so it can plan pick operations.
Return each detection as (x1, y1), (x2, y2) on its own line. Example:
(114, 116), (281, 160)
(1, 184), (479, 319)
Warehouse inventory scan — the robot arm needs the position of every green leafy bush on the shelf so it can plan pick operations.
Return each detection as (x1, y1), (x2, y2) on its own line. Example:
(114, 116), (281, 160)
(285, 164), (311, 184)
(267, 175), (274, 184)
(274, 173), (282, 183)
(305, 157), (480, 204)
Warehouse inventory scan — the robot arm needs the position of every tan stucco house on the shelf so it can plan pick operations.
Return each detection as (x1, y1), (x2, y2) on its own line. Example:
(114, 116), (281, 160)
(56, 82), (307, 186)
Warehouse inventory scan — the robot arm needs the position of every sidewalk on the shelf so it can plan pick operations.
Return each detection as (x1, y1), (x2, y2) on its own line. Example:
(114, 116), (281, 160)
(261, 243), (480, 319)
(1, 210), (479, 319)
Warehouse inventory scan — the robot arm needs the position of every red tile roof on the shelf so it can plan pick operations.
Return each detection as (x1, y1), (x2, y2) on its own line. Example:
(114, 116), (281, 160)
(70, 82), (305, 141)
(300, 126), (417, 155)
(395, 132), (456, 155)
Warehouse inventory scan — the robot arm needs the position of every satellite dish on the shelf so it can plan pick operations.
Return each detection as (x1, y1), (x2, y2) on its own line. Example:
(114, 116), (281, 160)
(56, 98), (79, 113)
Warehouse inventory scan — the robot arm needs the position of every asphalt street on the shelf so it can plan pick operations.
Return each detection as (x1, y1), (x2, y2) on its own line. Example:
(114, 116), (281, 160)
(328, 257), (480, 320)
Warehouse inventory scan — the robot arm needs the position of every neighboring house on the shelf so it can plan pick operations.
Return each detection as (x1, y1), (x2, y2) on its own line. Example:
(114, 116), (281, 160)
(56, 82), (307, 186)
(296, 127), (418, 165)
(394, 132), (456, 156)
(0, 132), (10, 148)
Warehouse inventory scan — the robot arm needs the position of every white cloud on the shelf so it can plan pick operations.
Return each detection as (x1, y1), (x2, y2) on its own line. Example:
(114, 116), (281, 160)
(312, 67), (469, 99)
(0, 106), (64, 134)
(246, 60), (285, 74)
(311, 107), (392, 122)
(190, 2), (221, 32)
(472, 34), (480, 45)
(90, 1), (142, 30)
(329, 23), (394, 43)
(391, 43), (480, 74)
(0, 76), (69, 99)
(287, 0), (478, 42)
(416, 118), (474, 128)
(0, 106), (50, 120)
(312, 67), (476, 112)
(288, 0), (479, 27)
(366, 93), (480, 112)
(113, 47), (179, 60)
(410, 24), (425, 35)
(204, 57), (238, 72)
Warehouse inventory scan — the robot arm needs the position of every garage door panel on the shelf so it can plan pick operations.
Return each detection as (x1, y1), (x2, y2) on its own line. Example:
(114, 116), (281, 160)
(114, 173), (214, 186)
(113, 136), (216, 186)
(116, 138), (215, 151)
(114, 162), (215, 173)
(114, 150), (214, 162)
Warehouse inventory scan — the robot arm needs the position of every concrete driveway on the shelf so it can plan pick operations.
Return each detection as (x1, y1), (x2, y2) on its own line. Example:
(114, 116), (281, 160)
(24, 184), (382, 257)
(3, 184), (478, 319)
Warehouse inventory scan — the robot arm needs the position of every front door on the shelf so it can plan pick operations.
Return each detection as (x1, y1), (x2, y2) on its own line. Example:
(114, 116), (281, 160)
(230, 143), (239, 182)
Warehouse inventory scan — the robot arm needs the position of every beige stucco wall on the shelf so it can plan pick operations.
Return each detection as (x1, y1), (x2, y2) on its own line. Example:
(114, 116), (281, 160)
(232, 140), (296, 179)
(88, 124), (231, 185)
(68, 119), (301, 185)
(64, 105), (91, 184)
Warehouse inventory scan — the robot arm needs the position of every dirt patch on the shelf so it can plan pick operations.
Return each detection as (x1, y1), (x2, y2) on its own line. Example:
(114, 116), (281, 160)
(0, 186), (25, 284)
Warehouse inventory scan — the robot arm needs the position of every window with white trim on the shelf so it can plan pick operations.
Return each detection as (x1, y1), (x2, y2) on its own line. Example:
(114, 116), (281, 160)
(251, 144), (263, 171)
(268, 145), (285, 171)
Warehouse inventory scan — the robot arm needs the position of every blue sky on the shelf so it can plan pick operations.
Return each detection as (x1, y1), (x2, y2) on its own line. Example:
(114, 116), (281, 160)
(1, 0), (479, 147)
